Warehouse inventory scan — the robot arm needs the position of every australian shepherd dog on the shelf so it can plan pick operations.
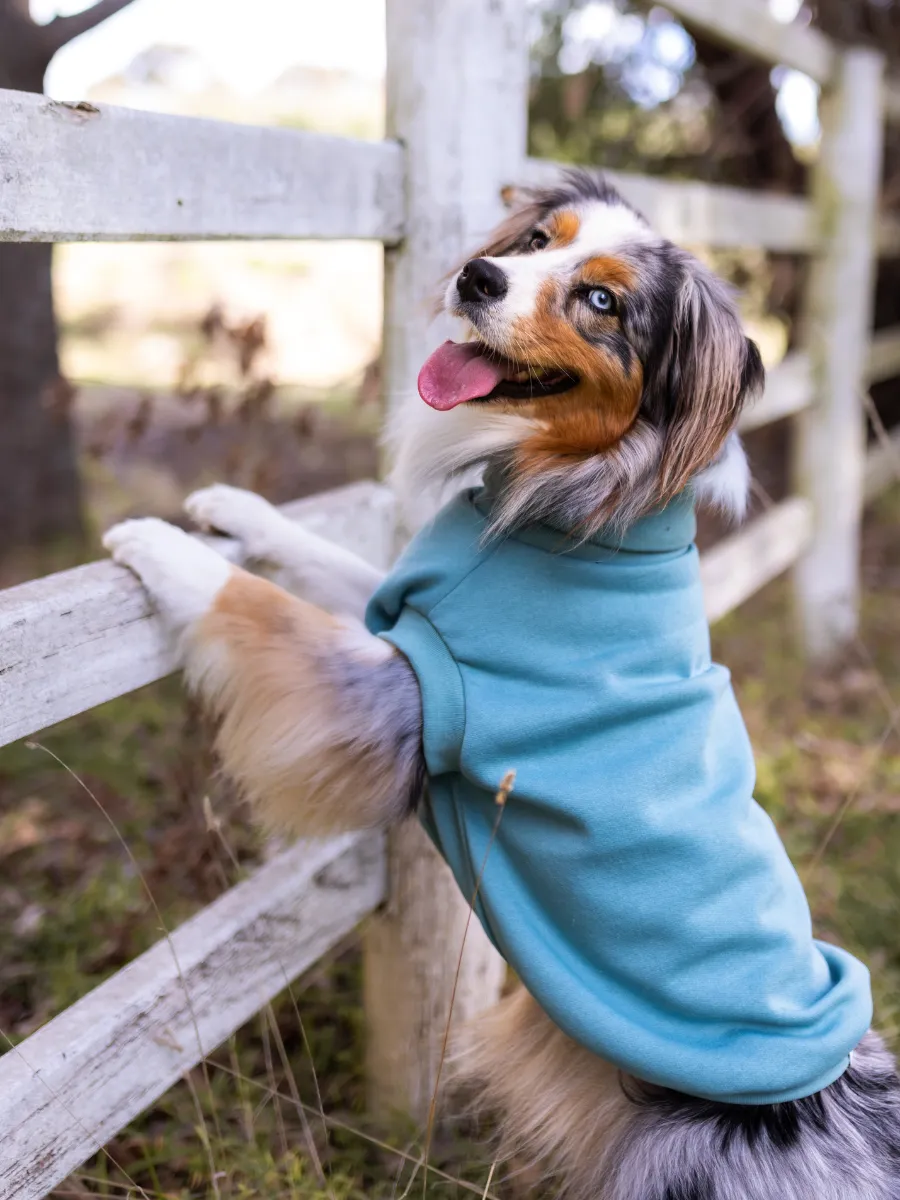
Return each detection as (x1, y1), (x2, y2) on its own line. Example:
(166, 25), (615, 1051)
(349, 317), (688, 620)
(104, 170), (900, 1199)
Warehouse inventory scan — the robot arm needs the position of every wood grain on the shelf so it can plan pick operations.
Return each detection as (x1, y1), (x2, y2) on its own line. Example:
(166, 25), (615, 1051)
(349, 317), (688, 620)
(0, 90), (405, 243)
(793, 49), (885, 660)
(701, 498), (814, 624)
(0, 483), (396, 748)
(522, 159), (814, 252)
(0, 832), (387, 1200)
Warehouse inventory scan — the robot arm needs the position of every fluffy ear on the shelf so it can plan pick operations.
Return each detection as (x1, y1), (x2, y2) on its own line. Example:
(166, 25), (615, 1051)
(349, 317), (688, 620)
(653, 258), (764, 505)
(476, 189), (547, 258)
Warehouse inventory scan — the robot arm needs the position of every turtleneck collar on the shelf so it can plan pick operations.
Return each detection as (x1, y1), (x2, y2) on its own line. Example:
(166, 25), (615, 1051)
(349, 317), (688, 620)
(472, 468), (697, 555)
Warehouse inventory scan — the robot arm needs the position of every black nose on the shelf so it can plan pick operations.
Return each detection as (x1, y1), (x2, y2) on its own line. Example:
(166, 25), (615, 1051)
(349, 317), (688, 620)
(457, 257), (508, 304)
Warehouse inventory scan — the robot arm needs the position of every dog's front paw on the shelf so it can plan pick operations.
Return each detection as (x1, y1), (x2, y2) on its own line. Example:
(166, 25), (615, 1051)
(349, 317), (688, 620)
(184, 484), (285, 558)
(103, 517), (232, 629)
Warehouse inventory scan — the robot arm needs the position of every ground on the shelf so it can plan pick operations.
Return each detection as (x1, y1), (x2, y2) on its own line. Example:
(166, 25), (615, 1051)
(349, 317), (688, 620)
(0, 487), (898, 1199)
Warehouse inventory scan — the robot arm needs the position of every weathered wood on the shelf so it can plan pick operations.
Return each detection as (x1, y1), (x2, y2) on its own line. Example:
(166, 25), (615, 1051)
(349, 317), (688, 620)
(864, 428), (900, 501)
(0, 831), (387, 1200)
(739, 352), (812, 432)
(701, 498), (813, 624)
(0, 90), (405, 242)
(866, 325), (900, 383)
(523, 159), (813, 251)
(662, 0), (835, 85)
(0, 482), (396, 748)
(793, 48), (885, 661)
(367, 0), (522, 1122)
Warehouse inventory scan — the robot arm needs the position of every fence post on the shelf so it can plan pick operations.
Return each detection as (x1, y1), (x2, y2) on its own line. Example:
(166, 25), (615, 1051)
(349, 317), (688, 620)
(363, 0), (527, 1122)
(793, 47), (884, 662)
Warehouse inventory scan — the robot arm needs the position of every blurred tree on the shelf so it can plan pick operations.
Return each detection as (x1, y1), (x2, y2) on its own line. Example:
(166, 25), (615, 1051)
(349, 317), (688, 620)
(0, 0), (136, 556)
(528, 1), (803, 187)
(528, 0), (900, 389)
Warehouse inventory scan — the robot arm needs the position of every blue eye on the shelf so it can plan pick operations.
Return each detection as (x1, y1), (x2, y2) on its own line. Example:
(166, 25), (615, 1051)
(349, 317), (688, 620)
(587, 287), (616, 314)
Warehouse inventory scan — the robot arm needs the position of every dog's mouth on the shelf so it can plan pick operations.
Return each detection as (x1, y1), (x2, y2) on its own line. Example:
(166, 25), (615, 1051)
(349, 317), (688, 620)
(417, 340), (578, 411)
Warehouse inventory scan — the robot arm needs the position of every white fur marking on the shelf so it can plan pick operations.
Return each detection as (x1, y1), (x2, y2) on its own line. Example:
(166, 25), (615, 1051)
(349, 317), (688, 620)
(693, 432), (750, 520)
(103, 517), (232, 630)
(388, 394), (536, 530)
(185, 483), (288, 555)
(572, 202), (653, 257)
(183, 483), (385, 621)
(448, 199), (656, 341)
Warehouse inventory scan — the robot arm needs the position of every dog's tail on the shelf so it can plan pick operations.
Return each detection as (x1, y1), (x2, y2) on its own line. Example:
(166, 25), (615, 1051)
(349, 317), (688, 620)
(453, 985), (900, 1200)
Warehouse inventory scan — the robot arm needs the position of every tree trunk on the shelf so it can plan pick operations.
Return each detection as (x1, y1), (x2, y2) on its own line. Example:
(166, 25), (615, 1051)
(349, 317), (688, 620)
(0, 0), (137, 558)
(0, 14), (81, 557)
(0, 242), (83, 552)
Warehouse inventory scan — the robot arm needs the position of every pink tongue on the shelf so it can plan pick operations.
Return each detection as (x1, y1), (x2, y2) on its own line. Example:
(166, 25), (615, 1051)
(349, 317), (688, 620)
(417, 341), (508, 410)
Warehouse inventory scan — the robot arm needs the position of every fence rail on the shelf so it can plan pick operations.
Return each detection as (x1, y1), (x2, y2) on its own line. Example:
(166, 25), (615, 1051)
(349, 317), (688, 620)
(2, 88), (898, 256)
(0, 483), (395, 749)
(523, 157), (815, 251)
(0, 91), (406, 243)
(662, 0), (835, 83)
(1, 0), (900, 1194)
(0, 831), (386, 1200)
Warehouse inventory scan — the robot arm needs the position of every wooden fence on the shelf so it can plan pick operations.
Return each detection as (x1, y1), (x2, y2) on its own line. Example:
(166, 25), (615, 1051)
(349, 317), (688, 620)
(0, 1), (899, 1195)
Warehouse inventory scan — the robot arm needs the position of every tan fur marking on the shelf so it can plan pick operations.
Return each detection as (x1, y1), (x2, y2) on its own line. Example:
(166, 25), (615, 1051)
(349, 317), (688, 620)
(506, 278), (643, 465)
(453, 985), (636, 1199)
(548, 208), (581, 248)
(186, 569), (409, 837)
(579, 255), (637, 291)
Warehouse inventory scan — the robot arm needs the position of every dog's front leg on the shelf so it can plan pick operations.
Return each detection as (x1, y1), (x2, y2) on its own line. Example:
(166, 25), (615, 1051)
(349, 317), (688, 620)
(103, 518), (423, 837)
(183, 483), (385, 622)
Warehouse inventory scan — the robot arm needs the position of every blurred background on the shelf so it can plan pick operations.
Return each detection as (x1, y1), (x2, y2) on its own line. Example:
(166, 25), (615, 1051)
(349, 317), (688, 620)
(0, 1), (899, 1196)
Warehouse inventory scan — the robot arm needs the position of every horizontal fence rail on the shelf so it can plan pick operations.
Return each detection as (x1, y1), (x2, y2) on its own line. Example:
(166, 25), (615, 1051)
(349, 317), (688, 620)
(700, 498), (813, 624)
(739, 321), (900, 436)
(662, 0), (835, 85)
(1, 446), (896, 756)
(740, 352), (812, 431)
(2, 87), (897, 257)
(0, 830), (387, 1200)
(0, 90), (406, 242)
(523, 157), (815, 251)
(0, 483), (396, 748)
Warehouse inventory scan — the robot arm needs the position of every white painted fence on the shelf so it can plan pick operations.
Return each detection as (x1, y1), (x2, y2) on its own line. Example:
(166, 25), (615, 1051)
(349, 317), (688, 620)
(0, 0), (899, 1194)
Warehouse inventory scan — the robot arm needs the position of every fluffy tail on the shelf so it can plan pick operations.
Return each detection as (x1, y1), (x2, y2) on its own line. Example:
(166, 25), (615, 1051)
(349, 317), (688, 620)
(454, 985), (900, 1200)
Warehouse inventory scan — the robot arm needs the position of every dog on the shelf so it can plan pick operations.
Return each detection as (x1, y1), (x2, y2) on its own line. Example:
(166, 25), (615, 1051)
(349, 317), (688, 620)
(104, 170), (900, 1199)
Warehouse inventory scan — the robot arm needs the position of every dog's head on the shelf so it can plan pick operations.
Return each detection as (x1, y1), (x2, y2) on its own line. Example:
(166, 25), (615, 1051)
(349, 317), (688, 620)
(394, 169), (764, 536)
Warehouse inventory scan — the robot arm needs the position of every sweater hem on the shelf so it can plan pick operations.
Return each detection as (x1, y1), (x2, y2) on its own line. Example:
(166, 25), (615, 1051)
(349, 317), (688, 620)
(684, 1053), (852, 1106)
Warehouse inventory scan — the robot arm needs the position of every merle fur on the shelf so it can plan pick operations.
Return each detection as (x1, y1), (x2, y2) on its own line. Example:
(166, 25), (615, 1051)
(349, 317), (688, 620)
(471, 168), (766, 537)
(612, 1030), (900, 1200)
(321, 643), (425, 821)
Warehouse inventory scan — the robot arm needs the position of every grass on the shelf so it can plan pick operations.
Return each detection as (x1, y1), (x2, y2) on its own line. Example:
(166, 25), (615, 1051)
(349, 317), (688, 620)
(0, 488), (898, 1198)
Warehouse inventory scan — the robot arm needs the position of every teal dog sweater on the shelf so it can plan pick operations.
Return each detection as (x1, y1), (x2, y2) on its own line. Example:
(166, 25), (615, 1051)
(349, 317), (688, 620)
(365, 484), (872, 1104)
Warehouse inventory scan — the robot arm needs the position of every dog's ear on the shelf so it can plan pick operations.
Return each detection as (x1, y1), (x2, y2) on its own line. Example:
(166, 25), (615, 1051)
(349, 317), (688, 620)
(651, 257), (764, 504)
(478, 187), (548, 257)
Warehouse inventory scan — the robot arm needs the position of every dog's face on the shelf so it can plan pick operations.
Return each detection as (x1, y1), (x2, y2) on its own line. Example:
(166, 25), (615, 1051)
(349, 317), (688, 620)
(411, 171), (764, 532)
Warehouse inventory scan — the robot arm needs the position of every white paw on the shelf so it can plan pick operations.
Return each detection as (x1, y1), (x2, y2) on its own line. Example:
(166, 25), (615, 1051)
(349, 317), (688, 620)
(103, 517), (232, 629)
(184, 484), (285, 558)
